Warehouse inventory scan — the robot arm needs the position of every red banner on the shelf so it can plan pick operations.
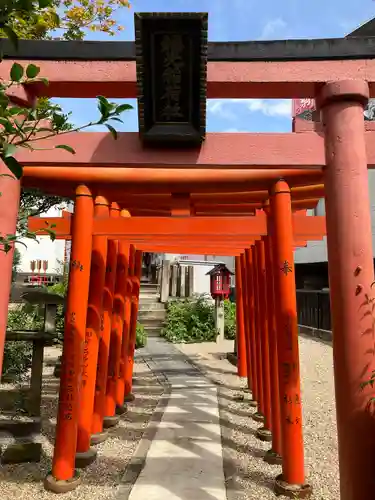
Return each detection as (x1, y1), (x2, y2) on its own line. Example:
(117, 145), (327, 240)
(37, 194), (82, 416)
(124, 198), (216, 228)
(292, 98), (315, 118)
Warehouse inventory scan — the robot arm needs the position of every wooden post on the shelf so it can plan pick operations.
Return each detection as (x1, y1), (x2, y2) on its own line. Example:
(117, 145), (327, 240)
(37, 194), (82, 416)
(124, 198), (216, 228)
(263, 229), (282, 465)
(91, 205), (119, 444)
(75, 197), (109, 468)
(240, 253), (252, 391)
(252, 245), (264, 423)
(160, 260), (170, 303)
(235, 256), (247, 377)
(45, 186), (94, 494)
(244, 248), (258, 407)
(317, 81), (375, 500)
(180, 266), (186, 298)
(104, 231), (130, 427)
(255, 239), (272, 442)
(170, 264), (177, 297)
(117, 244), (135, 410)
(0, 161), (21, 381)
(124, 249), (142, 402)
(270, 180), (311, 497)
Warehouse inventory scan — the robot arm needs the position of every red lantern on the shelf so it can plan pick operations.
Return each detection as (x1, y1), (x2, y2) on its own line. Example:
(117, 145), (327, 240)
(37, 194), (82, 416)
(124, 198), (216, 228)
(206, 264), (233, 300)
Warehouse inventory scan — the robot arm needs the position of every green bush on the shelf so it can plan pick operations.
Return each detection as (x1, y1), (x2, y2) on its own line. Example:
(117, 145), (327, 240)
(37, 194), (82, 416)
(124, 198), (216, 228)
(2, 341), (32, 380)
(224, 300), (236, 340)
(135, 322), (147, 349)
(7, 304), (44, 331)
(161, 295), (217, 344)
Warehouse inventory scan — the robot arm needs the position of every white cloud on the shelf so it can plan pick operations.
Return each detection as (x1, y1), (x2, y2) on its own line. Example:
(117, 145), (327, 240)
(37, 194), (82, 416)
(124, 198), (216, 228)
(207, 99), (292, 119)
(246, 99), (292, 117)
(259, 18), (287, 40)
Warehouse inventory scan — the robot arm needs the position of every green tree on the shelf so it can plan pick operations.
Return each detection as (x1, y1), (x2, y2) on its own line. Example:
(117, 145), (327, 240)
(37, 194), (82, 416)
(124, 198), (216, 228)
(1, 0), (130, 42)
(0, 0), (133, 252)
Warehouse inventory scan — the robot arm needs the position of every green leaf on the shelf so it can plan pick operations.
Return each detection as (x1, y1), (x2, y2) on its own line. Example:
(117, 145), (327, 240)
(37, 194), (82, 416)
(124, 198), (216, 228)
(10, 63), (24, 82)
(35, 77), (49, 86)
(25, 232), (37, 240)
(45, 229), (56, 242)
(2, 156), (23, 180)
(97, 95), (110, 120)
(26, 64), (40, 79)
(115, 103), (133, 114)
(55, 144), (75, 154)
(0, 94), (10, 110)
(3, 143), (17, 158)
(39, 0), (53, 7)
(110, 117), (124, 123)
(106, 124), (118, 140)
(8, 107), (25, 116)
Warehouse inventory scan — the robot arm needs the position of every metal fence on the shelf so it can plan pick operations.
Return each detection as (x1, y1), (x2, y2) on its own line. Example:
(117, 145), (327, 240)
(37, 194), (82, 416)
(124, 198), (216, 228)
(296, 289), (331, 331)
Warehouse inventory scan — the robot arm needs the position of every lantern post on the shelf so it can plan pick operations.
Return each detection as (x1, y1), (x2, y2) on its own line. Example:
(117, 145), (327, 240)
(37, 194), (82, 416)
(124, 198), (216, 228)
(206, 264), (234, 342)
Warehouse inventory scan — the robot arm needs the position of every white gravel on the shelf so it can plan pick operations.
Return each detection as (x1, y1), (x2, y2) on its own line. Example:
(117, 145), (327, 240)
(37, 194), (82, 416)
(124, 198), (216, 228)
(0, 346), (164, 500)
(177, 336), (339, 500)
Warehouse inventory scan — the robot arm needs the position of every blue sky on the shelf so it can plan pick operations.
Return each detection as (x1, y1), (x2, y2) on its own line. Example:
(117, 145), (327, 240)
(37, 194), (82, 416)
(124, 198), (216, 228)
(54, 0), (375, 134)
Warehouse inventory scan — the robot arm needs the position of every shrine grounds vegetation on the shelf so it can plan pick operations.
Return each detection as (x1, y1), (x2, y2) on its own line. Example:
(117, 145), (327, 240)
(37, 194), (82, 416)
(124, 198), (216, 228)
(161, 295), (236, 344)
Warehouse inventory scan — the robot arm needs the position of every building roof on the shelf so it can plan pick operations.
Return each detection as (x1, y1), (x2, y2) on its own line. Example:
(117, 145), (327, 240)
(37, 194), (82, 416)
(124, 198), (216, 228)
(347, 18), (375, 37)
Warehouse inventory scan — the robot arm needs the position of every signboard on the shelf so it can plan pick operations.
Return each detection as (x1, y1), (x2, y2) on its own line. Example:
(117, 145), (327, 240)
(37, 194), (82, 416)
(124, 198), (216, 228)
(135, 12), (208, 145)
(292, 98), (316, 118)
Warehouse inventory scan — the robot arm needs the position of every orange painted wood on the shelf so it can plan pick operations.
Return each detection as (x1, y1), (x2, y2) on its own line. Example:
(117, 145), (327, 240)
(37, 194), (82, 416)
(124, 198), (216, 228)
(91, 205), (119, 436)
(2, 58), (375, 99)
(28, 214), (326, 238)
(52, 186), (94, 481)
(76, 197), (109, 455)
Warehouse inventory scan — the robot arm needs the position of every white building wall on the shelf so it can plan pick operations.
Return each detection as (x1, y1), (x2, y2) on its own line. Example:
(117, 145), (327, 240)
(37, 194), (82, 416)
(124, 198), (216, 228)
(16, 204), (73, 273)
(294, 171), (375, 263)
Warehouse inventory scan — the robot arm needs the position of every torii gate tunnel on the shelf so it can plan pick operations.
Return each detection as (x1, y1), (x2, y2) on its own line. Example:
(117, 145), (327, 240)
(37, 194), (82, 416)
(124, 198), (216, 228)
(0, 11), (375, 499)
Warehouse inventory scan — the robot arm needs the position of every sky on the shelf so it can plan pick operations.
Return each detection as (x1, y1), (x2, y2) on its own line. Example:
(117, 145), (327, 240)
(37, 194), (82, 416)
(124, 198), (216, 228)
(53, 0), (375, 134)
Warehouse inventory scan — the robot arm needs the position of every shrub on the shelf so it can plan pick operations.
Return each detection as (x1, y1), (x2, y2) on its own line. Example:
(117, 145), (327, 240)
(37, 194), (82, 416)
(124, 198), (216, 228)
(2, 341), (32, 380)
(224, 300), (236, 340)
(161, 295), (217, 344)
(135, 322), (147, 349)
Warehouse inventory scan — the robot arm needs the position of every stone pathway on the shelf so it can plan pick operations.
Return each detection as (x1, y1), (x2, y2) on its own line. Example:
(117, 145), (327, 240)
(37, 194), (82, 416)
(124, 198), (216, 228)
(128, 337), (227, 500)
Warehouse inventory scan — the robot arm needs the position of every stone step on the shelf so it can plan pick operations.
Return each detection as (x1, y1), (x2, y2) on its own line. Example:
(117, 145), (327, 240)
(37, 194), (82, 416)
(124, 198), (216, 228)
(138, 302), (165, 311)
(138, 317), (165, 327)
(143, 325), (162, 337)
(138, 310), (166, 321)
(140, 284), (159, 293)
(139, 297), (160, 304)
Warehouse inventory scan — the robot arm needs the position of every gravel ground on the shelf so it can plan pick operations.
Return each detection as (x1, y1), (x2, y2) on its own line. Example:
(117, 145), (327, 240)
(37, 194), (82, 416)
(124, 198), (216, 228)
(0, 346), (164, 500)
(177, 335), (339, 500)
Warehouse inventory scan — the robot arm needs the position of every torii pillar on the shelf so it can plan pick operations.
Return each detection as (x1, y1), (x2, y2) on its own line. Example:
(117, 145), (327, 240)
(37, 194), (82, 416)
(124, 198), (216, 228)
(0, 162), (20, 380)
(317, 80), (375, 499)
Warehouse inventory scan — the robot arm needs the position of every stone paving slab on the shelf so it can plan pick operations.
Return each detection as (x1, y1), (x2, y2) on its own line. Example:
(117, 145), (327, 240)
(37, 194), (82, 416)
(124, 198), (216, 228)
(127, 337), (227, 500)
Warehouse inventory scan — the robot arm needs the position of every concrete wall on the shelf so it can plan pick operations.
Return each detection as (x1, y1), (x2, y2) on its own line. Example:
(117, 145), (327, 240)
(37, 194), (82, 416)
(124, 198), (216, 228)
(177, 254), (235, 295)
(295, 171), (375, 264)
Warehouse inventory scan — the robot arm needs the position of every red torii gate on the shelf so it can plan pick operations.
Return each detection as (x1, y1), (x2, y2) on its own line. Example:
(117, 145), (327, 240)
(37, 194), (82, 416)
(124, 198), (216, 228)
(0, 28), (374, 500)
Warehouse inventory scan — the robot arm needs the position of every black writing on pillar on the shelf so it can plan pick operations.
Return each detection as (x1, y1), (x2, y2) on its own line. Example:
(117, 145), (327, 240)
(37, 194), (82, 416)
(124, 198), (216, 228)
(100, 314), (104, 332)
(280, 260), (292, 276)
(286, 415), (300, 425)
(282, 362), (291, 381)
(71, 260), (84, 272)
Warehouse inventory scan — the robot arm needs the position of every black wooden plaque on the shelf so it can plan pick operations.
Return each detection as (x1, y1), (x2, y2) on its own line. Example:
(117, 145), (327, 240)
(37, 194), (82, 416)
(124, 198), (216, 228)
(135, 12), (208, 146)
